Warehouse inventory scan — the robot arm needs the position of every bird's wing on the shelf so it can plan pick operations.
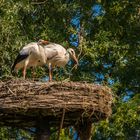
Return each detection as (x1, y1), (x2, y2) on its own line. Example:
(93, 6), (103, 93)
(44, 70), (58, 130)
(44, 43), (57, 48)
(11, 44), (35, 71)
(44, 43), (66, 55)
(11, 53), (29, 71)
(11, 42), (41, 72)
(45, 48), (58, 60)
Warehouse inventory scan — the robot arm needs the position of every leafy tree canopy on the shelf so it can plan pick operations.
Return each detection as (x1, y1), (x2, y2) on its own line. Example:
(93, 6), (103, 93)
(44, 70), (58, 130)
(0, 0), (140, 139)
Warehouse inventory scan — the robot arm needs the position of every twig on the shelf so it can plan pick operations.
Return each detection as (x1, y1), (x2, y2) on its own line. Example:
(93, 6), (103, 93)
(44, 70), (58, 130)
(57, 108), (66, 140)
(77, 44), (83, 60)
(31, 0), (47, 5)
(6, 85), (15, 95)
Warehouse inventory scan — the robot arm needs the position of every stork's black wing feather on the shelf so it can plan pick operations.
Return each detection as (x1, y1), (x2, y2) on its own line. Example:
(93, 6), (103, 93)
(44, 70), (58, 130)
(11, 53), (29, 72)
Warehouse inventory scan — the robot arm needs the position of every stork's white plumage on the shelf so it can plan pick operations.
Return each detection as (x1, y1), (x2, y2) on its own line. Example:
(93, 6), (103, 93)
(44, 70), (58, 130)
(11, 41), (46, 79)
(39, 40), (78, 81)
(12, 40), (78, 81)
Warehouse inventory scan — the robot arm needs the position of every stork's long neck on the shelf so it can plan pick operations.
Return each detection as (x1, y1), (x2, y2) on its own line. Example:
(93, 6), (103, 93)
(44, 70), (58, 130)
(37, 44), (46, 64)
(65, 50), (70, 61)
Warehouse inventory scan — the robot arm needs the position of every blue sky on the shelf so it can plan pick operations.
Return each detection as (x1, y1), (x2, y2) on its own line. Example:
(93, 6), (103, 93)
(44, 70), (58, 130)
(70, 4), (103, 47)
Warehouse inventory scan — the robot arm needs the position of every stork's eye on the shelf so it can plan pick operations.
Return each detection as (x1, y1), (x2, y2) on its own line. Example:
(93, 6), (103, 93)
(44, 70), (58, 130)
(71, 50), (75, 55)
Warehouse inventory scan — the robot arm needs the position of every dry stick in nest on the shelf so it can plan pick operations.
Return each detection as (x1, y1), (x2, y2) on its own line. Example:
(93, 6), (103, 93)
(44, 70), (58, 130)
(57, 108), (66, 140)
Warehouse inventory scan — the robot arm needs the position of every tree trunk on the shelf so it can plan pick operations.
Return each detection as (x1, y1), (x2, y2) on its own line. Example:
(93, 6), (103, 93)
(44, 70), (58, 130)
(35, 120), (50, 140)
(75, 120), (92, 140)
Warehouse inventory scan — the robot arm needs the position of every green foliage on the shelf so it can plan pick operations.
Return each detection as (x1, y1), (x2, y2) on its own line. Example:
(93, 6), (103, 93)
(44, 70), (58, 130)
(0, 0), (140, 139)
(93, 94), (140, 140)
(50, 128), (73, 140)
(0, 127), (34, 140)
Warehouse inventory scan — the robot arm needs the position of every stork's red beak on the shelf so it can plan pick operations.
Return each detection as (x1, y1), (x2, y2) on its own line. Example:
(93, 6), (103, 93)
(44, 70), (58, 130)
(38, 40), (49, 45)
(42, 40), (49, 45)
(72, 55), (79, 68)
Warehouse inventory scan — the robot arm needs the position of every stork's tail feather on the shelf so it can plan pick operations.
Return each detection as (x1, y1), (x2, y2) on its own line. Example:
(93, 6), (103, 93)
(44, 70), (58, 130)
(11, 64), (15, 73)
(11, 61), (17, 74)
(11, 64), (16, 76)
(11, 54), (29, 75)
(11, 58), (19, 75)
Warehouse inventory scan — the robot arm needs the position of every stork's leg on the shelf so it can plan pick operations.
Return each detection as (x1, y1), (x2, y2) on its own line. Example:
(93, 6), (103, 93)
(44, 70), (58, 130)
(23, 60), (28, 79)
(22, 66), (27, 79)
(31, 66), (35, 80)
(49, 63), (52, 82)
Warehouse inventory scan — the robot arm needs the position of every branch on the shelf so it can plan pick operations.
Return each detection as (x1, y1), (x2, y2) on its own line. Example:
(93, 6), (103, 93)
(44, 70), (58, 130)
(31, 0), (47, 5)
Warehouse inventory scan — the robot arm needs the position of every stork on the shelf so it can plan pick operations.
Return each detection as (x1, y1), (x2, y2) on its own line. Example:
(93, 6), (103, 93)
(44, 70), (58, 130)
(11, 41), (46, 79)
(39, 40), (78, 82)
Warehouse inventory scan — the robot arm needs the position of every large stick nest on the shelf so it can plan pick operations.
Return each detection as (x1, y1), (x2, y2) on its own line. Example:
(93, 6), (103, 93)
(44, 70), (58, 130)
(0, 78), (113, 127)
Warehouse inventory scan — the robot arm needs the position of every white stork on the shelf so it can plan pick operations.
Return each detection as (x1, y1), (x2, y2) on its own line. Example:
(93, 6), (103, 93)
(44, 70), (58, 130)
(39, 40), (78, 82)
(11, 40), (46, 79)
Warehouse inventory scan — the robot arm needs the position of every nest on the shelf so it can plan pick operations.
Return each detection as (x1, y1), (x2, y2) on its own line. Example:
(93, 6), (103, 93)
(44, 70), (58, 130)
(0, 78), (113, 128)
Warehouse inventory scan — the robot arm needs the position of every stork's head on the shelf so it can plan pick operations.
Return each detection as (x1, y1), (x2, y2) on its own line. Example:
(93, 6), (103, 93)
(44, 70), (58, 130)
(38, 39), (49, 45)
(67, 48), (78, 65)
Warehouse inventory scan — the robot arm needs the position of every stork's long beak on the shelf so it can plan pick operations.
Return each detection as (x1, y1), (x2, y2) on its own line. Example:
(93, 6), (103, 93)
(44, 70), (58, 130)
(38, 40), (49, 45)
(72, 55), (79, 66)
(42, 40), (49, 44)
